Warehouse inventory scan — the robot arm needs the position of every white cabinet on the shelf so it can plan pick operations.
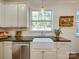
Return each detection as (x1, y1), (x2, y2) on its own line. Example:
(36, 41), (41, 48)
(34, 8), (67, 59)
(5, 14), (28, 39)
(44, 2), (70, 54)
(31, 51), (42, 59)
(5, 3), (18, 27)
(44, 51), (56, 59)
(56, 42), (70, 59)
(3, 41), (12, 59)
(30, 42), (56, 59)
(31, 51), (56, 59)
(30, 42), (71, 59)
(2, 2), (27, 27)
(0, 42), (3, 59)
(0, 2), (2, 25)
(0, 1), (5, 26)
(18, 4), (27, 27)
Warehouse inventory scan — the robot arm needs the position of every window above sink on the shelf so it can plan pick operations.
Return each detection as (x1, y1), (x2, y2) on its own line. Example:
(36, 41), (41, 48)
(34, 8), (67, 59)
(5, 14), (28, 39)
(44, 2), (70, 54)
(29, 8), (53, 32)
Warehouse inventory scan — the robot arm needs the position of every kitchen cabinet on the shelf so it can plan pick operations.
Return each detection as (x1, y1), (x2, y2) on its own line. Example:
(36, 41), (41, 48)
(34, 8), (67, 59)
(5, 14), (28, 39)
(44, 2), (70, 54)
(0, 1), (5, 26)
(3, 41), (12, 59)
(30, 51), (56, 59)
(0, 2), (2, 25)
(30, 42), (71, 59)
(18, 4), (27, 27)
(44, 51), (56, 59)
(0, 42), (3, 59)
(2, 2), (27, 27)
(5, 3), (18, 27)
(30, 42), (57, 59)
(56, 42), (71, 59)
(31, 51), (42, 59)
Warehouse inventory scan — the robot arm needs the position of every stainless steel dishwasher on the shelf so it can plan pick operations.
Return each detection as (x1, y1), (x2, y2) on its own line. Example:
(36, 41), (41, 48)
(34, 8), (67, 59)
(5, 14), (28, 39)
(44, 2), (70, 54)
(12, 42), (30, 59)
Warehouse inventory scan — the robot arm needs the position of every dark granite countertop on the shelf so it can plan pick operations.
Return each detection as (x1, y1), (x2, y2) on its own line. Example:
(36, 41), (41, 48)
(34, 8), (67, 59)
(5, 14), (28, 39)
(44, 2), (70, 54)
(0, 36), (71, 42)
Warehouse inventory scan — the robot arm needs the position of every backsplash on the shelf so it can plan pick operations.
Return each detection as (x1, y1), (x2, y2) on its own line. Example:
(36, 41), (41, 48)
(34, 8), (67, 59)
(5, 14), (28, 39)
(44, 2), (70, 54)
(8, 30), (54, 36)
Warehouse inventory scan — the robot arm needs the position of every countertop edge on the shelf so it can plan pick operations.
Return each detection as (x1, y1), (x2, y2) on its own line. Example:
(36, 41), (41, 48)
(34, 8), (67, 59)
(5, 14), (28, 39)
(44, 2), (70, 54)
(0, 36), (71, 42)
(0, 40), (71, 42)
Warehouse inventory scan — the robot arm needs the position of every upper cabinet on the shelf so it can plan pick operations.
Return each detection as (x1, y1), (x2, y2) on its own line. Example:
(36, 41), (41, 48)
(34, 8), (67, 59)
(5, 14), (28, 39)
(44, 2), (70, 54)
(0, 2), (2, 26)
(0, 0), (5, 27)
(0, 1), (27, 27)
(5, 3), (18, 27)
(18, 4), (27, 27)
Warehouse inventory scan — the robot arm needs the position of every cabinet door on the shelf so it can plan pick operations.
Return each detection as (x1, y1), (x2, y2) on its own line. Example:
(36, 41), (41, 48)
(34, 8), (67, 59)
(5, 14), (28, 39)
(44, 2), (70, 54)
(57, 55), (68, 59)
(44, 51), (56, 59)
(30, 51), (42, 59)
(57, 47), (70, 59)
(18, 4), (27, 27)
(3, 42), (12, 59)
(5, 3), (18, 27)
(0, 42), (3, 59)
(0, 2), (2, 25)
(0, 2), (5, 26)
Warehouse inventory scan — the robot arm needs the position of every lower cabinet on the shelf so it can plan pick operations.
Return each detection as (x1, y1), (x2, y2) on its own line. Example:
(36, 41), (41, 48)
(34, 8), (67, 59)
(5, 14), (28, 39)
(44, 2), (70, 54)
(56, 42), (71, 59)
(30, 42), (71, 59)
(0, 42), (3, 59)
(0, 42), (12, 59)
(30, 42), (57, 59)
(0, 41), (71, 59)
(31, 51), (42, 59)
(3, 41), (12, 59)
(44, 51), (56, 59)
(30, 51), (56, 59)
(57, 48), (69, 59)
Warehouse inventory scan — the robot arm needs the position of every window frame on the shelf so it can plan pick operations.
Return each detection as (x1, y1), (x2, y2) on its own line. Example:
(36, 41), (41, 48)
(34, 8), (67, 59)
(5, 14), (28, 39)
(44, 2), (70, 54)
(76, 9), (79, 36)
(29, 8), (53, 32)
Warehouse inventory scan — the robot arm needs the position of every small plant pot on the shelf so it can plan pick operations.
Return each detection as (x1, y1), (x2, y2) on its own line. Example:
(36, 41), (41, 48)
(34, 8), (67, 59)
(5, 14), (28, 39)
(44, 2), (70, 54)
(55, 32), (60, 41)
(15, 31), (22, 40)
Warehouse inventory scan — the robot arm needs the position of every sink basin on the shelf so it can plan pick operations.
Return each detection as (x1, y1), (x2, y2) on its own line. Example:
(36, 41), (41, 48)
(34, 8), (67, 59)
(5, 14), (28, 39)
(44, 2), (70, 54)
(33, 38), (53, 42)
(32, 38), (54, 48)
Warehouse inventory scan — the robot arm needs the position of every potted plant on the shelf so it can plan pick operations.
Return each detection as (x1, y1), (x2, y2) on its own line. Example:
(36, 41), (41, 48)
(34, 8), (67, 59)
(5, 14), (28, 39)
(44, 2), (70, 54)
(54, 27), (62, 40)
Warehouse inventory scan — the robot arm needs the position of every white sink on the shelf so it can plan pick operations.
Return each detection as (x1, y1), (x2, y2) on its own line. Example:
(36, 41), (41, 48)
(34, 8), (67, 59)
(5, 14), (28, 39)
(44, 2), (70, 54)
(32, 38), (54, 48)
(33, 38), (53, 42)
